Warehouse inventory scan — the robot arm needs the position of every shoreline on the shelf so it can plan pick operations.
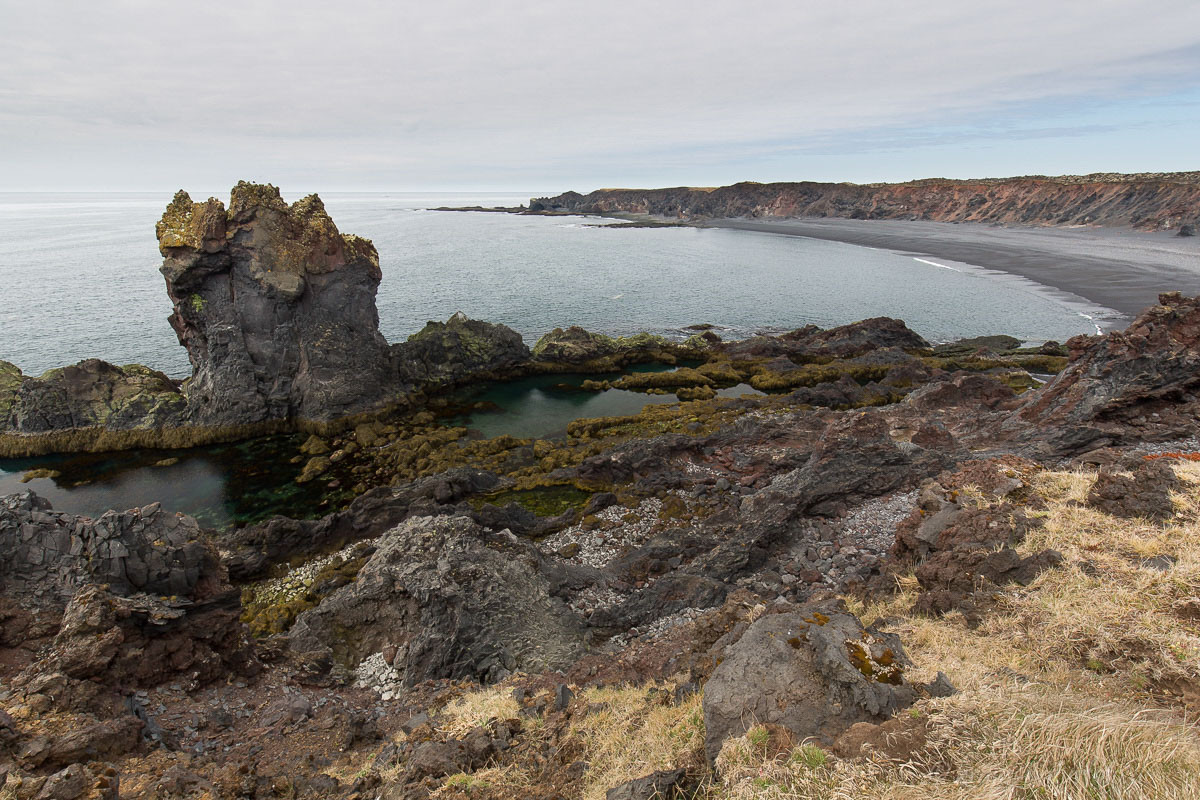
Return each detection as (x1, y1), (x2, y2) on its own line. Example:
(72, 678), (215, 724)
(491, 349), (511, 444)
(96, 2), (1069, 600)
(701, 217), (1200, 319)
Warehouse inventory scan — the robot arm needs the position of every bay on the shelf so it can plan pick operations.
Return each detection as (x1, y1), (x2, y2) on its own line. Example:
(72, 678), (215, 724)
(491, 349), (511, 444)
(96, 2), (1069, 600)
(0, 191), (1114, 378)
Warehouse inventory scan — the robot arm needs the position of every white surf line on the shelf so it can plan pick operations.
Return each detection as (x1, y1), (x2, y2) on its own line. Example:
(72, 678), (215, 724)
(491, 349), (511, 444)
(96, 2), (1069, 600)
(912, 257), (962, 272)
(1077, 312), (1103, 335)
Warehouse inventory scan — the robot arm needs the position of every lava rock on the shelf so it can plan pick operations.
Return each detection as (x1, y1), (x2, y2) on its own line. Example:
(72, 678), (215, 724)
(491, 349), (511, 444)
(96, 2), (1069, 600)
(702, 602), (916, 763)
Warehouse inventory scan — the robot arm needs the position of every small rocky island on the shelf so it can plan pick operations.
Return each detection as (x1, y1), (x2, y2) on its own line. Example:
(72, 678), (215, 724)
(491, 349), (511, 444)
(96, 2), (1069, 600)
(2, 185), (1200, 799)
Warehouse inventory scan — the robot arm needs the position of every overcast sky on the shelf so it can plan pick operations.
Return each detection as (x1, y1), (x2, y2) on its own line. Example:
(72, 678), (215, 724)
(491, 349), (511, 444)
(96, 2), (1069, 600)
(3, 1), (1199, 192)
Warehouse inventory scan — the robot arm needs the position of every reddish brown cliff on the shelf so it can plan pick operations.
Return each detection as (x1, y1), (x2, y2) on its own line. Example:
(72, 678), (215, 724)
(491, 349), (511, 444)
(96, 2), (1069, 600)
(532, 172), (1200, 230)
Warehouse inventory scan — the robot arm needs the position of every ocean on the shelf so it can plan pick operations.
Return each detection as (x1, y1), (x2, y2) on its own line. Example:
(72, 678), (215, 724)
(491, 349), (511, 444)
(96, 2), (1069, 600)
(0, 191), (1118, 379)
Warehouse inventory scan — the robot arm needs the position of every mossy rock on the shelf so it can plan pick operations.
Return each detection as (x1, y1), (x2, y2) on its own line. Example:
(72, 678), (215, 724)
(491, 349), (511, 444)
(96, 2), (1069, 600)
(613, 367), (714, 391)
(297, 456), (332, 483)
(300, 434), (331, 455)
(0, 360), (24, 424)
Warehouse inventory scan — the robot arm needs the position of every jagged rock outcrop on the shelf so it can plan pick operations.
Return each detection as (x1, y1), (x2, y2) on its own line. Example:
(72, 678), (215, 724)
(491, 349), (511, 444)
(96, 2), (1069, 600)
(157, 182), (402, 425)
(1008, 292), (1200, 453)
(702, 602), (916, 763)
(287, 515), (587, 685)
(392, 312), (529, 387)
(0, 492), (250, 683)
(532, 172), (1200, 231)
(0, 491), (215, 606)
(0, 359), (185, 435)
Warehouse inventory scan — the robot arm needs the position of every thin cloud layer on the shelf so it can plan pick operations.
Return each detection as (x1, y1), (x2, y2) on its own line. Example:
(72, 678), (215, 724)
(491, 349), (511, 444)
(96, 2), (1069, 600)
(3, 0), (1199, 189)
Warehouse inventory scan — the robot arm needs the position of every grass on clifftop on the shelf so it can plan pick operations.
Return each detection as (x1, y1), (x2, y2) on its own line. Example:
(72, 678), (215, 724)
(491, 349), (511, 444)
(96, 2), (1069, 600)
(414, 461), (1200, 800)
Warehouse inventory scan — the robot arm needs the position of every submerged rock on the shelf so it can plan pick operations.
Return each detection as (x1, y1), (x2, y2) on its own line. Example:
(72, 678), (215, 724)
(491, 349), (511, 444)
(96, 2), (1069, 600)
(157, 182), (402, 425)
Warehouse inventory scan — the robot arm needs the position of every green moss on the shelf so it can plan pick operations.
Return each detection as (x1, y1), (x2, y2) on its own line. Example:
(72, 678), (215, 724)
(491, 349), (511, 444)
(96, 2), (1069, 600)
(611, 367), (714, 391)
(747, 362), (889, 391)
(240, 547), (371, 637)
(189, 293), (207, 313)
(471, 485), (592, 517)
(0, 360), (24, 423)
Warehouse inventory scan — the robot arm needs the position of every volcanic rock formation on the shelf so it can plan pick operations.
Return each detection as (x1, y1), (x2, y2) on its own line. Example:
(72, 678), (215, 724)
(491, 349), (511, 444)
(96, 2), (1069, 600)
(157, 182), (401, 425)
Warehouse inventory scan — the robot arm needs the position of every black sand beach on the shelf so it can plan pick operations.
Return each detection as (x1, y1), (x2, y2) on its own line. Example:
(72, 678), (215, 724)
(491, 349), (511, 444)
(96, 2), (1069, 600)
(707, 218), (1200, 320)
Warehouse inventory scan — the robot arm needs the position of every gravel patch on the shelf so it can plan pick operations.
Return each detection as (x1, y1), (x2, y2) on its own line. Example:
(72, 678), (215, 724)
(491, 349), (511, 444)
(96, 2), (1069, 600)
(608, 606), (707, 649)
(540, 498), (664, 569)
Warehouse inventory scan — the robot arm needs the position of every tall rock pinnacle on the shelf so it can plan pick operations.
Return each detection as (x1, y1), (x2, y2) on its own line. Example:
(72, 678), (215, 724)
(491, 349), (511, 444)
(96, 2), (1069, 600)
(156, 182), (401, 425)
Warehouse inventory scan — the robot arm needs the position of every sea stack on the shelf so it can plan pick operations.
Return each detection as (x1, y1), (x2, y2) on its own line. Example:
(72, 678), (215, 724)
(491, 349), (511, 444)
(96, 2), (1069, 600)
(157, 182), (401, 425)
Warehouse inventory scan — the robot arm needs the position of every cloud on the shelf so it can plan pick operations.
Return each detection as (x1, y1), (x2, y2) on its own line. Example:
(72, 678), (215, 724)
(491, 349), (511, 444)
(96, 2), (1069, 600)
(3, 0), (1200, 188)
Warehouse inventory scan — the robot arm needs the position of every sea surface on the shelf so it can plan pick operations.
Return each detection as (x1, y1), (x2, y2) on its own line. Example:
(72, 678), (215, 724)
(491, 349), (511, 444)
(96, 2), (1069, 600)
(0, 190), (1122, 525)
(0, 191), (1117, 378)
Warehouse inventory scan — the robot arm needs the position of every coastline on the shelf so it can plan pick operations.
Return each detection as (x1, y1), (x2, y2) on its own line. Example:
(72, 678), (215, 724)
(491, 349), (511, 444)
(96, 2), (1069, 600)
(702, 217), (1200, 319)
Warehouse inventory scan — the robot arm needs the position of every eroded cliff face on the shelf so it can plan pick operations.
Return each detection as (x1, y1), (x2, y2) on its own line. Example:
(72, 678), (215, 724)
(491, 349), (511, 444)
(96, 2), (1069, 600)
(157, 182), (401, 425)
(532, 172), (1200, 230)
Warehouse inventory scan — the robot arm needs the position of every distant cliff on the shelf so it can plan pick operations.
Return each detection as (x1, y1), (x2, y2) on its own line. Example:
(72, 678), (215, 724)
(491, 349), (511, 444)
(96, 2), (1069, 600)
(531, 172), (1200, 231)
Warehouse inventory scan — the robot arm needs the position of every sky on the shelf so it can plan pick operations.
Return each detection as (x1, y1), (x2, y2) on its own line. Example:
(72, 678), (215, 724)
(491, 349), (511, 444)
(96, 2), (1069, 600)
(2, 0), (1199, 192)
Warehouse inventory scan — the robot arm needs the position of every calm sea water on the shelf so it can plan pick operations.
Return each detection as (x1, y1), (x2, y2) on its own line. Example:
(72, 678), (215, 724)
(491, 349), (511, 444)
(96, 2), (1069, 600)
(0, 191), (1114, 378)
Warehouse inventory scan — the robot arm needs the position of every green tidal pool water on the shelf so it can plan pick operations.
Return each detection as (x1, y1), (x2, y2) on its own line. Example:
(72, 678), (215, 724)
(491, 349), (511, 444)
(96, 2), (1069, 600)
(441, 366), (763, 440)
(0, 366), (762, 525)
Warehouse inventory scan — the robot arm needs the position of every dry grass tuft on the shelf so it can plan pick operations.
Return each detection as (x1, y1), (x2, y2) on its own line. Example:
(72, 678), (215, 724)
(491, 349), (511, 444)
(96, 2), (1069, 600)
(439, 684), (521, 738)
(570, 683), (705, 800)
(418, 464), (1200, 800)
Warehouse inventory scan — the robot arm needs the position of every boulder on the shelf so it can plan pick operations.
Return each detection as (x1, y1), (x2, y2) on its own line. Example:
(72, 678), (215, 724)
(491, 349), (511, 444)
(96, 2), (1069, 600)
(287, 515), (587, 684)
(1, 359), (185, 434)
(1086, 458), (1181, 521)
(392, 311), (529, 386)
(157, 182), (402, 425)
(702, 603), (916, 763)
(783, 317), (930, 358)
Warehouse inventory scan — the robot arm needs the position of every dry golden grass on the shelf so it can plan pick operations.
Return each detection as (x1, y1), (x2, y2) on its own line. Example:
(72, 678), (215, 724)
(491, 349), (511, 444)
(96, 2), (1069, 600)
(569, 683), (705, 800)
(711, 461), (1200, 799)
(421, 463), (1200, 799)
(439, 684), (522, 738)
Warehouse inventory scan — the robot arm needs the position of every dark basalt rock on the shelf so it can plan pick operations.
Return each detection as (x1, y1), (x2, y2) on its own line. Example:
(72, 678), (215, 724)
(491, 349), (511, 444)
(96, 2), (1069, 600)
(287, 515), (587, 685)
(0, 491), (215, 604)
(702, 602), (916, 763)
(222, 469), (502, 581)
(1009, 292), (1200, 452)
(742, 411), (951, 519)
(0, 359), (185, 434)
(891, 475), (1062, 616)
(1086, 459), (1181, 521)
(157, 182), (402, 425)
(782, 316), (930, 358)
(0, 493), (250, 680)
(393, 311), (529, 387)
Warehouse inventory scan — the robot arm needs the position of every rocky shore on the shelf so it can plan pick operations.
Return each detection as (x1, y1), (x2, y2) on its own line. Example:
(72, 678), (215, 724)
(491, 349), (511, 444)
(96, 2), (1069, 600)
(3, 187), (1200, 799)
